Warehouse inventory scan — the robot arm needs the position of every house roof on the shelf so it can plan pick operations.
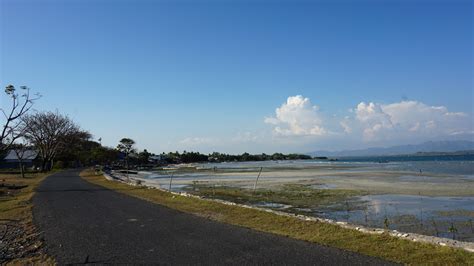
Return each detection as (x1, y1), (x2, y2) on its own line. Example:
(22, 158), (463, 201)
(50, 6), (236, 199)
(3, 149), (39, 160)
(149, 155), (166, 160)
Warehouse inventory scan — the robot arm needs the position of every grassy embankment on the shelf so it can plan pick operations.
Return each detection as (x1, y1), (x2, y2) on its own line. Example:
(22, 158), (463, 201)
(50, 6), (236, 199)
(81, 169), (474, 264)
(0, 171), (55, 265)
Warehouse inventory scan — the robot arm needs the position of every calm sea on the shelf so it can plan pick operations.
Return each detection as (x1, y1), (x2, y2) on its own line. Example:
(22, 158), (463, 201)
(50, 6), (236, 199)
(336, 154), (474, 176)
(190, 154), (474, 176)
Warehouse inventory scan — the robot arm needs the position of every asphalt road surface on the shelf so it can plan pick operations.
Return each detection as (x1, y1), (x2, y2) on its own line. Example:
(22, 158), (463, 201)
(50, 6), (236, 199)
(33, 170), (395, 265)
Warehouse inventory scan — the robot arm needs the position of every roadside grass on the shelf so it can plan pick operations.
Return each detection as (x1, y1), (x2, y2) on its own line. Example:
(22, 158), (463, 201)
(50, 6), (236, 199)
(0, 172), (44, 220)
(0, 172), (55, 265)
(81, 169), (474, 264)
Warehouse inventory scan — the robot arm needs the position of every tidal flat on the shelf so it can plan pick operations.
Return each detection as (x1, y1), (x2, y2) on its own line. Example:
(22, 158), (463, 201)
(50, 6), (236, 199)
(131, 160), (474, 241)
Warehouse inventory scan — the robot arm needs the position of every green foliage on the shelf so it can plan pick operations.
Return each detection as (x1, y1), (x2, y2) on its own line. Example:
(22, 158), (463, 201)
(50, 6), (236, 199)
(138, 149), (151, 163)
(91, 146), (120, 164)
(164, 151), (312, 164)
(53, 161), (65, 169)
(449, 223), (458, 240)
(117, 138), (136, 154)
(189, 184), (363, 210)
(55, 138), (120, 167)
(55, 139), (101, 167)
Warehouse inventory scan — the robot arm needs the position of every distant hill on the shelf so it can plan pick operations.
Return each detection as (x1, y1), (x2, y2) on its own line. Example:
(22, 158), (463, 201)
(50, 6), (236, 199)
(309, 140), (474, 157)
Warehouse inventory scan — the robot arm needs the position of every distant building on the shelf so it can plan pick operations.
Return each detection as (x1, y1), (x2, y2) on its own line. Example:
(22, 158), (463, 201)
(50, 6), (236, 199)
(1, 149), (39, 169)
(149, 154), (167, 164)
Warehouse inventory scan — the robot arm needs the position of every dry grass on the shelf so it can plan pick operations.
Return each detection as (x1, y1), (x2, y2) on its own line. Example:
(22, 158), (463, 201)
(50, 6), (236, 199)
(81, 169), (474, 265)
(0, 172), (55, 265)
(0, 173), (46, 220)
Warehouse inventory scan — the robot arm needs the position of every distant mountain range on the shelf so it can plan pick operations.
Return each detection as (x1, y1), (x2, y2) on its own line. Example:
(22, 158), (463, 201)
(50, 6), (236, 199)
(308, 140), (474, 157)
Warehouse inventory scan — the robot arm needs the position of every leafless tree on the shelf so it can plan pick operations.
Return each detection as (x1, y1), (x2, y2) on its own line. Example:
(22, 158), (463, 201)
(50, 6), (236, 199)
(11, 140), (33, 178)
(0, 85), (40, 153)
(22, 111), (88, 171)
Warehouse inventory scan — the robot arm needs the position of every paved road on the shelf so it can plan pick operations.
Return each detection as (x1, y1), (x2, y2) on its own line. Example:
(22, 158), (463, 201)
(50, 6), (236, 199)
(33, 170), (394, 265)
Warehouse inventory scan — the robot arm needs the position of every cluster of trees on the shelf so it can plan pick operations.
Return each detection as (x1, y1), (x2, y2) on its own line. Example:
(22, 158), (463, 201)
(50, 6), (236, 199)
(164, 151), (209, 164)
(54, 136), (120, 169)
(0, 85), (120, 175)
(160, 151), (312, 164)
(21, 111), (91, 171)
(0, 85), (151, 175)
(209, 152), (312, 162)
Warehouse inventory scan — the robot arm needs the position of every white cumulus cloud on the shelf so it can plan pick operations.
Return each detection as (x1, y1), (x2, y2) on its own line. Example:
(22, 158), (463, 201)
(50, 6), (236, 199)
(350, 100), (472, 141)
(264, 96), (472, 146)
(264, 95), (327, 136)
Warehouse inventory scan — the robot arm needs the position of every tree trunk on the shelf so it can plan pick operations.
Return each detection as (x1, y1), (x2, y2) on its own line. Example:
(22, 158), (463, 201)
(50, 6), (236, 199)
(126, 154), (130, 182)
(19, 160), (25, 178)
(41, 159), (48, 172)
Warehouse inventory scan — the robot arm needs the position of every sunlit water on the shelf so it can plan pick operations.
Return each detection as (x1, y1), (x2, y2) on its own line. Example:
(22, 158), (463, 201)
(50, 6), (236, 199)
(140, 156), (474, 241)
(319, 195), (474, 242)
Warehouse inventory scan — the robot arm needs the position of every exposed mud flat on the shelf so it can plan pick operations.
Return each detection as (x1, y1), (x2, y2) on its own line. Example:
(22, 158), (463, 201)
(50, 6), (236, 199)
(119, 159), (474, 242)
(138, 167), (474, 197)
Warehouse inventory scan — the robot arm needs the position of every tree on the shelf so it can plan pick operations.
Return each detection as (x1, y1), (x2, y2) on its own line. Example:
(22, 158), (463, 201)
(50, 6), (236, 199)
(11, 139), (36, 178)
(22, 111), (85, 171)
(138, 149), (151, 165)
(1, 85), (40, 153)
(91, 145), (120, 165)
(54, 137), (98, 168)
(117, 138), (136, 176)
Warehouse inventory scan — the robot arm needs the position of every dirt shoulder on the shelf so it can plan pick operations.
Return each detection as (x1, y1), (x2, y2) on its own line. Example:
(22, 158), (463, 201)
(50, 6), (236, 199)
(0, 171), (55, 265)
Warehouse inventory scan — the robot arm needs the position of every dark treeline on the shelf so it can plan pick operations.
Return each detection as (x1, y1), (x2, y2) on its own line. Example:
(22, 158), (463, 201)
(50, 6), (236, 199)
(55, 145), (314, 167)
(54, 139), (120, 169)
(162, 151), (312, 164)
(56, 148), (314, 168)
(44, 129), (314, 168)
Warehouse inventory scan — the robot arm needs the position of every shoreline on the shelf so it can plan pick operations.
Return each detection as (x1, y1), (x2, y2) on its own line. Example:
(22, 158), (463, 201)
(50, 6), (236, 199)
(114, 167), (474, 197)
(104, 170), (474, 253)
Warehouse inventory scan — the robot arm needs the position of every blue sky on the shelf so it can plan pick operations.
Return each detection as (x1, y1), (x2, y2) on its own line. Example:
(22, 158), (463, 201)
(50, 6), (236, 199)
(1, 0), (472, 154)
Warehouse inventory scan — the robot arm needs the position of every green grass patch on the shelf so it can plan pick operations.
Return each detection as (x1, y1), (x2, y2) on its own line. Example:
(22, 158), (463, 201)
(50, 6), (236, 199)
(81, 169), (474, 264)
(187, 184), (363, 211)
(436, 210), (474, 218)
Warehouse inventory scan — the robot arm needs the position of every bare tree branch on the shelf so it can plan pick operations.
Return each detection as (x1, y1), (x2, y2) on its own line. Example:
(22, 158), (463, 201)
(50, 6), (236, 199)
(22, 111), (87, 171)
(1, 85), (40, 153)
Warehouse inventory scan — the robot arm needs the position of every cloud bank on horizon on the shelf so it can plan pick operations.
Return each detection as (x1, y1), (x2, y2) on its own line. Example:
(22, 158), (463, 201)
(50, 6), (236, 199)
(178, 95), (472, 153)
(264, 95), (473, 144)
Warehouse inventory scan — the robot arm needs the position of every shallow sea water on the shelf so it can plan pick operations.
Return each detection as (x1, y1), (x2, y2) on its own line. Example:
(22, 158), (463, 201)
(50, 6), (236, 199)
(140, 157), (474, 241)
